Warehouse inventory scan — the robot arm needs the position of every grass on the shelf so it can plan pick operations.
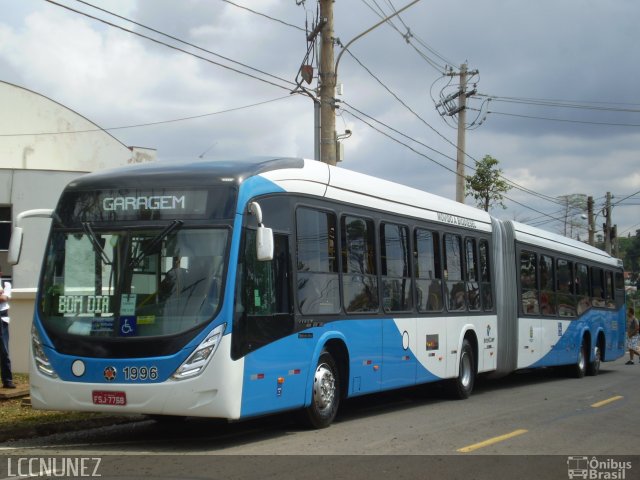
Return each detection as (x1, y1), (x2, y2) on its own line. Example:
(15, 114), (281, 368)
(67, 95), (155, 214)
(0, 373), (109, 431)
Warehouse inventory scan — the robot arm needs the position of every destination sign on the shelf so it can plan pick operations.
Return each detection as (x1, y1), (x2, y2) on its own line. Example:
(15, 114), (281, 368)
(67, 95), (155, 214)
(58, 295), (113, 316)
(103, 195), (186, 212)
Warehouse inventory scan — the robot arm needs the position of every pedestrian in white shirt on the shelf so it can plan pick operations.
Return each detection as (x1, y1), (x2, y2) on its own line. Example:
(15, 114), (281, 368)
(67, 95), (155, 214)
(0, 264), (15, 389)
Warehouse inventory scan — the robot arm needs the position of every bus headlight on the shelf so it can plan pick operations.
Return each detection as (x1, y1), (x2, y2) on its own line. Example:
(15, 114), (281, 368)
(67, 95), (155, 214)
(31, 324), (58, 378)
(172, 323), (226, 380)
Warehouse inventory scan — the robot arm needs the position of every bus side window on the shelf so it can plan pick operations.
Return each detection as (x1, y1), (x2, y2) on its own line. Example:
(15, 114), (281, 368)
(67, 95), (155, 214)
(591, 267), (605, 307)
(556, 259), (576, 317)
(520, 250), (539, 314)
(380, 222), (412, 313)
(575, 263), (591, 314)
(539, 254), (556, 316)
(414, 228), (443, 312)
(443, 233), (465, 312)
(465, 238), (481, 312)
(479, 239), (493, 311)
(295, 208), (340, 315)
(604, 270), (615, 308)
(341, 215), (379, 313)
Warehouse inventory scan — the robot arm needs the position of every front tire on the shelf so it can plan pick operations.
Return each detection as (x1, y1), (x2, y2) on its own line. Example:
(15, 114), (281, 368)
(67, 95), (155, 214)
(448, 339), (475, 399)
(302, 351), (340, 429)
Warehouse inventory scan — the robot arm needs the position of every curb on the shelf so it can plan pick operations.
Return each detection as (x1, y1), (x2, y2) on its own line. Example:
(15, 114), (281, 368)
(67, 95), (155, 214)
(0, 415), (147, 443)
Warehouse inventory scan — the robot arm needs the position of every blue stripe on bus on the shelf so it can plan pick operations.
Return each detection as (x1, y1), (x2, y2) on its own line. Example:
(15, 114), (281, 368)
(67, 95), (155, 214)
(530, 306), (625, 368)
(239, 318), (441, 418)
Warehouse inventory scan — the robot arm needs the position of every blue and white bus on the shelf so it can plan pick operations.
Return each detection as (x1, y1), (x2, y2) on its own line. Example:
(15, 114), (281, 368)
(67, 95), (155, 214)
(10, 157), (626, 428)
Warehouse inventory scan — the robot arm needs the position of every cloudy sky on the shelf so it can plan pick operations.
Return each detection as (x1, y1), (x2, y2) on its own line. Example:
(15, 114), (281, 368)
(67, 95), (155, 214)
(1, 0), (638, 240)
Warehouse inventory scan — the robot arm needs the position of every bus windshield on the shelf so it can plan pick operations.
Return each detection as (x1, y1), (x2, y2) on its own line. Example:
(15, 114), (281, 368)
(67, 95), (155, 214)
(39, 226), (228, 339)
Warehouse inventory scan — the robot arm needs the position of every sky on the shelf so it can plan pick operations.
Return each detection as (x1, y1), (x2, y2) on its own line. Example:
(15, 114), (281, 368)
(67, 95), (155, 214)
(0, 0), (638, 241)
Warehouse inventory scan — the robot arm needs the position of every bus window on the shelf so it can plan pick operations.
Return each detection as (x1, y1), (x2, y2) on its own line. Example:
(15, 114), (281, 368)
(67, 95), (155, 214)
(539, 254), (556, 316)
(556, 259), (576, 317)
(414, 228), (443, 312)
(444, 233), (465, 311)
(615, 271), (625, 309)
(465, 238), (481, 311)
(591, 267), (605, 307)
(233, 230), (293, 357)
(479, 239), (493, 311)
(520, 250), (539, 314)
(575, 263), (590, 314)
(380, 223), (412, 313)
(604, 270), (615, 308)
(341, 215), (378, 313)
(295, 208), (340, 315)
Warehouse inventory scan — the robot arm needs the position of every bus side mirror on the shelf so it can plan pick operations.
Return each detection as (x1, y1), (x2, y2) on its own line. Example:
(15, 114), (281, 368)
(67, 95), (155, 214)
(248, 202), (274, 261)
(8, 227), (23, 266)
(8, 209), (55, 265)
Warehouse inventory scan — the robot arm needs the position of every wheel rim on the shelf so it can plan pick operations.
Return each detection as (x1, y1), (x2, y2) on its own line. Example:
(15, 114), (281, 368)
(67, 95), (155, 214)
(593, 346), (601, 369)
(313, 363), (336, 413)
(578, 344), (586, 370)
(460, 352), (472, 388)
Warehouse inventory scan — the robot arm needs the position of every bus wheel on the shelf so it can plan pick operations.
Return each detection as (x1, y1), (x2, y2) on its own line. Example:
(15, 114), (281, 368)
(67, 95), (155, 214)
(449, 339), (475, 399)
(587, 343), (601, 376)
(572, 338), (587, 378)
(302, 351), (340, 429)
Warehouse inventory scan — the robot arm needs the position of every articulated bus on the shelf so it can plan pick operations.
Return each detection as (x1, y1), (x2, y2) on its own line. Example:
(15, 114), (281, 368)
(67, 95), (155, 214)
(10, 157), (625, 428)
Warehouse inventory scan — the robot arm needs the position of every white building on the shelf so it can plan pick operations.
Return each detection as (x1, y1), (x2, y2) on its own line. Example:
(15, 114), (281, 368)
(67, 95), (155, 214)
(0, 80), (155, 373)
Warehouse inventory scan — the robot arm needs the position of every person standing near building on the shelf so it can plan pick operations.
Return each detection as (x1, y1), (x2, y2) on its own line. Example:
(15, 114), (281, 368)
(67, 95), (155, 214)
(0, 264), (15, 388)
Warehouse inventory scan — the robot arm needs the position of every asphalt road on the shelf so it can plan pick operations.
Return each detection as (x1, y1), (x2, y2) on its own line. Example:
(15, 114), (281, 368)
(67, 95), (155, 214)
(1, 355), (638, 479)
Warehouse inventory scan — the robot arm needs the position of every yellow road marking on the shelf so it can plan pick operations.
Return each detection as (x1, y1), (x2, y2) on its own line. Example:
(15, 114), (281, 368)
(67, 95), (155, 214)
(457, 429), (528, 453)
(591, 395), (623, 408)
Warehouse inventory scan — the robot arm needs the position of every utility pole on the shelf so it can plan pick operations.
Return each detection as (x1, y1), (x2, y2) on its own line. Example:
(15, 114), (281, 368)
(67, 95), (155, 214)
(319, 0), (336, 166)
(437, 63), (477, 203)
(587, 195), (594, 246)
(455, 63), (468, 203)
(604, 191), (612, 254)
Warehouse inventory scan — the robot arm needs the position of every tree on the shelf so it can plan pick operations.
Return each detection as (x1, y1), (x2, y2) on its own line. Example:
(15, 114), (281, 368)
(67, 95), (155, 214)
(465, 155), (511, 212)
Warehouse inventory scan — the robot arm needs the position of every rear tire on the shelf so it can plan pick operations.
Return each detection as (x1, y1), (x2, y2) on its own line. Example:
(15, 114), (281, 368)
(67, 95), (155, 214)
(448, 339), (475, 399)
(587, 343), (601, 376)
(572, 338), (587, 378)
(301, 351), (340, 429)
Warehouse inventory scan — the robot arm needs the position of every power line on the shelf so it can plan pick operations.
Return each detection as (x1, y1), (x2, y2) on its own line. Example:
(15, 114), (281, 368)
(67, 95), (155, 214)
(344, 50), (564, 207)
(341, 104), (568, 224)
(0, 95), (294, 136)
(358, 0), (449, 73)
(46, 0), (296, 92)
(477, 109), (640, 127)
(220, 0), (306, 32)
(476, 94), (640, 113)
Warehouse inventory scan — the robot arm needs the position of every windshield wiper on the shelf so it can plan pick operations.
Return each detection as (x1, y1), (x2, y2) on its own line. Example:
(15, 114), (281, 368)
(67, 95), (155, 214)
(129, 220), (183, 269)
(81, 222), (112, 265)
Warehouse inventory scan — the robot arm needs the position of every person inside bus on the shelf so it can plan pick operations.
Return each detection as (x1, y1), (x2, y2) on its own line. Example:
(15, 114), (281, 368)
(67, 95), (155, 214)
(626, 307), (639, 365)
(159, 256), (188, 303)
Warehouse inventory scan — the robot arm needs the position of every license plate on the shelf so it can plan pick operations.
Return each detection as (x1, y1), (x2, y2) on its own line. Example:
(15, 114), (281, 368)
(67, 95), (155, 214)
(92, 390), (127, 406)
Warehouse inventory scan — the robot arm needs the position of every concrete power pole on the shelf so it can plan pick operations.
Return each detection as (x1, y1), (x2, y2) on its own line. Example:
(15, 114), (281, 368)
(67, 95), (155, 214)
(319, 0), (337, 166)
(455, 63), (468, 203)
(604, 191), (612, 254)
(587, 195), (594, 246)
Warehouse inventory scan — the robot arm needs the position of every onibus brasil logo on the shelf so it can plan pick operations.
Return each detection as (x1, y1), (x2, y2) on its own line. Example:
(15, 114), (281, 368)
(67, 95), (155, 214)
(567, 456), (632, 479)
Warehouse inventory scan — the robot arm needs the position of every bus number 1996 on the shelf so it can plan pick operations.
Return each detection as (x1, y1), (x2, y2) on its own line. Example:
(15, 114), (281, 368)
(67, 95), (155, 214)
(123, 366), (158, 381)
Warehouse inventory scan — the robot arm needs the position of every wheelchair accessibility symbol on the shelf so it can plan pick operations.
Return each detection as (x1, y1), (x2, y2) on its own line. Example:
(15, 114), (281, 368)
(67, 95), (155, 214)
(119, 316), (137, 336)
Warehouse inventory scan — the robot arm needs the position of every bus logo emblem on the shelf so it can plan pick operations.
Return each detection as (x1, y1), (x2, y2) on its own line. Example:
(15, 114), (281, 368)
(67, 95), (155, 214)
(104, 366), (117, 382)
